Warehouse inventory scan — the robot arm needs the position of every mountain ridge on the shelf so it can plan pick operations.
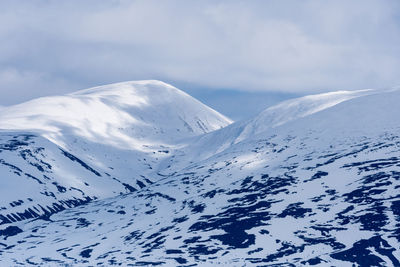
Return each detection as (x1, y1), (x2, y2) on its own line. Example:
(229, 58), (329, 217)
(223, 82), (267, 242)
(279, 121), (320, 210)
(164, 87), (400, 173)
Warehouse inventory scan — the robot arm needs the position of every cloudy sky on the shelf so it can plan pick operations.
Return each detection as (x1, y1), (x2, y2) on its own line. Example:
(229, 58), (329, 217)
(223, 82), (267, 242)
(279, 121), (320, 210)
(0, 0), (399, 120)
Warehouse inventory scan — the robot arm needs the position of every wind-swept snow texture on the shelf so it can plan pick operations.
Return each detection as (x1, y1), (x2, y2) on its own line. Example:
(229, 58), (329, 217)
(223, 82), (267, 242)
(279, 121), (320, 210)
(1, 83), (400, 266)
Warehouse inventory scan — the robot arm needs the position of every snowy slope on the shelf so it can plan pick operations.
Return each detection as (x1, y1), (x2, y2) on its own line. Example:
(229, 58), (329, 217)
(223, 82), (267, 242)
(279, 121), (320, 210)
(0, 80), (232, 225)
(1, 86), (400, 266)
(164, 88), (386, 171)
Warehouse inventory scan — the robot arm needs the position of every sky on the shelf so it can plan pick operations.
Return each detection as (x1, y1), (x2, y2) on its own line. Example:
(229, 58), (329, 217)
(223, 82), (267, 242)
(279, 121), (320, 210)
(0, 0), (399, 120)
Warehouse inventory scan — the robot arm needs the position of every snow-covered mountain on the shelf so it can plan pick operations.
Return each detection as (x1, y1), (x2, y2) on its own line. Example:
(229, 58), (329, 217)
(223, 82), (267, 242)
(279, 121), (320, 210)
(1, 83), (400, 266)
(0, 80), (231, 225)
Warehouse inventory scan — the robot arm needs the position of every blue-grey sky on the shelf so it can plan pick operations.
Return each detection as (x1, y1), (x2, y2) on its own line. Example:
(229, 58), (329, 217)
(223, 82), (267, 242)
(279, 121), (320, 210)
(0, 0), (399, 120)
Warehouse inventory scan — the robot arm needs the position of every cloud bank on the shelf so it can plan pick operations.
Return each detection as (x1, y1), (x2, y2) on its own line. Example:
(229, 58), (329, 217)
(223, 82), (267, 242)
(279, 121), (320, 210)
(0, 0), (399, 105)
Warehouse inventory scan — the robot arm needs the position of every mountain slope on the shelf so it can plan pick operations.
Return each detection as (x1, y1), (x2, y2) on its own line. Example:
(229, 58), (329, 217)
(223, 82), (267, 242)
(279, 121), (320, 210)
(0, 80), (232, 225)
(1, 87), (400, 266)
(164, 88), (388, 171)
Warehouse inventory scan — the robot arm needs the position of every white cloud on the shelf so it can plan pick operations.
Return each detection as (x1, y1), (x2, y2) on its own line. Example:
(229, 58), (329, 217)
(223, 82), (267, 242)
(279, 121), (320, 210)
(0, 0), (399, 105)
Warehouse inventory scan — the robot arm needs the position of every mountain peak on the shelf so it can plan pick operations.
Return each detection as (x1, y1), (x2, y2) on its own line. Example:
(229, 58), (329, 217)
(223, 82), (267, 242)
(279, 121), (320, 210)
(0, 80), (232, 149)
(71, 80), (187, 97)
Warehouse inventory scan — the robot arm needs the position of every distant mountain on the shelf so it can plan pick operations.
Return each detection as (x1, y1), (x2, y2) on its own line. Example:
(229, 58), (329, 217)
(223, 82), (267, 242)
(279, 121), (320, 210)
(166, 88), (383, 169)
(1, 83), (400, 266)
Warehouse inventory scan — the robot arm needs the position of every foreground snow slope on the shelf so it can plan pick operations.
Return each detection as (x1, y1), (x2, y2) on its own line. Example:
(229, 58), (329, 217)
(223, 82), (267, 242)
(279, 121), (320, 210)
(0, 80), (232, 225)
(1, 87), (400, 266)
